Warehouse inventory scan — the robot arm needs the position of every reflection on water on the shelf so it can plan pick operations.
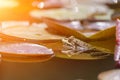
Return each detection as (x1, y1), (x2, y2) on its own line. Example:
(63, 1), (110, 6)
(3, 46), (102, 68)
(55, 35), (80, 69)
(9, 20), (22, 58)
(2, 56), (114, 80)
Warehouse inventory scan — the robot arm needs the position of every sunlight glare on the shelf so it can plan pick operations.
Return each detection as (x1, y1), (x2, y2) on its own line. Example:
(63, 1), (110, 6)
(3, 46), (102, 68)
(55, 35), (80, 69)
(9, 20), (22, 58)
(0, 0), (19, 8)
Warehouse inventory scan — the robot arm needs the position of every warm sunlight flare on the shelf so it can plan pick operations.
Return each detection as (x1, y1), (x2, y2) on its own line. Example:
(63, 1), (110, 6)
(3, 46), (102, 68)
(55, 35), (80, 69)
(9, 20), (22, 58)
(0, 0), (19, 8)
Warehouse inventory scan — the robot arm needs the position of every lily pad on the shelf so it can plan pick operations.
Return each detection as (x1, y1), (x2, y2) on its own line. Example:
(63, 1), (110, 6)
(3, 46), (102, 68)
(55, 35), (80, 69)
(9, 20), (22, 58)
(0, 23), (63, 43)
(43, 17), (115, 41)
(42, 37), (113, 60)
